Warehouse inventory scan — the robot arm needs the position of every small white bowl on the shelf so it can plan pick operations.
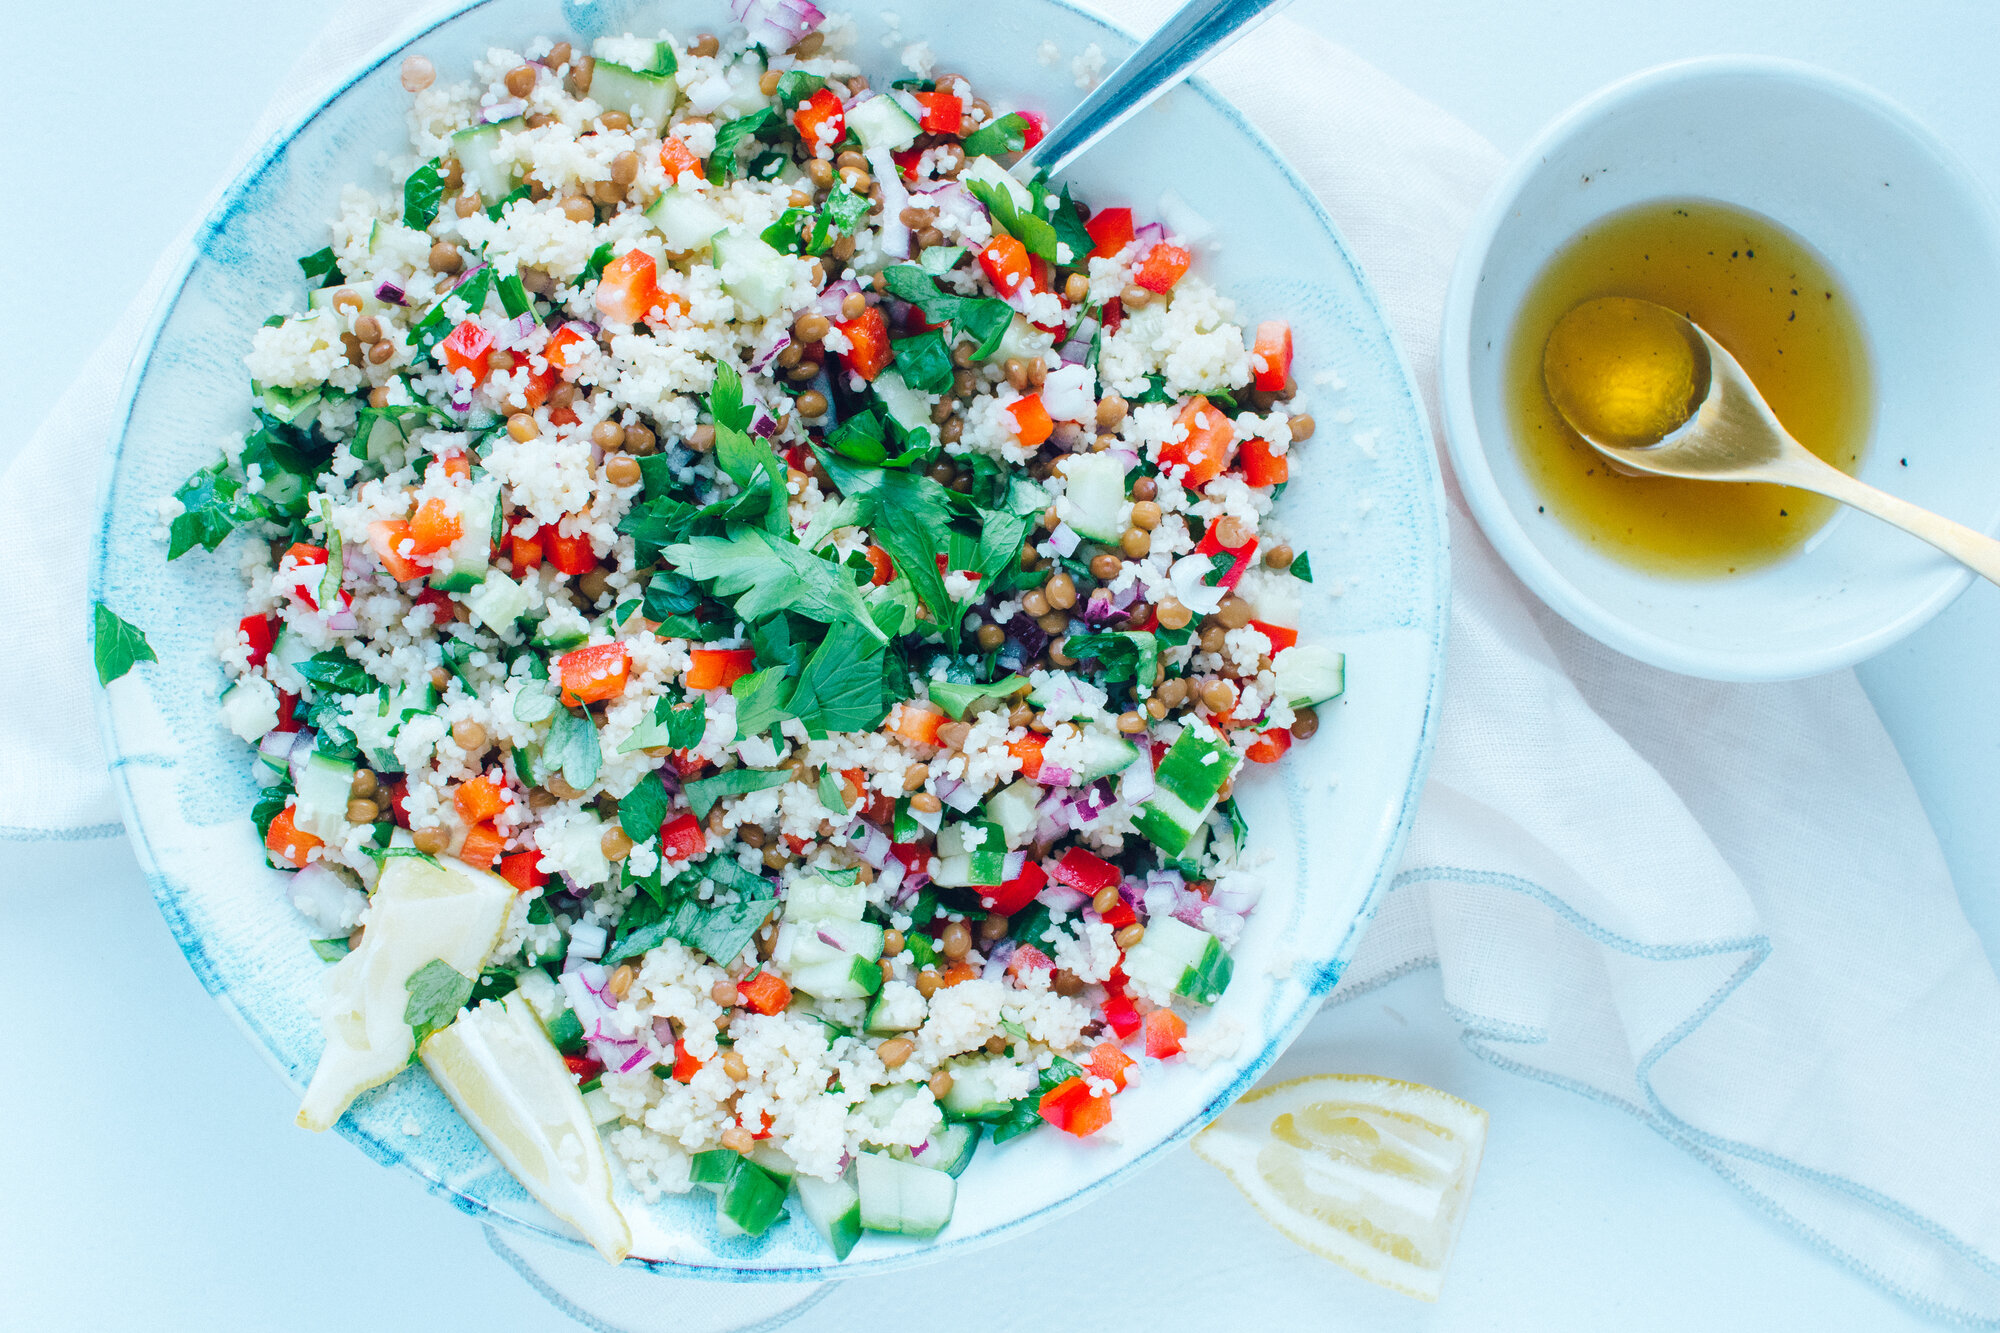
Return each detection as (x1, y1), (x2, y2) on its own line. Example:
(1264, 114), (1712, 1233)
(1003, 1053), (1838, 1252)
(1440, 58), (2000, 681)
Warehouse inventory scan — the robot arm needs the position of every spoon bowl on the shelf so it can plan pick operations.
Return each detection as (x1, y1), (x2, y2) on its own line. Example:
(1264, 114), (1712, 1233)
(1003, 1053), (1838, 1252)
(1544, 298), (2000, 586)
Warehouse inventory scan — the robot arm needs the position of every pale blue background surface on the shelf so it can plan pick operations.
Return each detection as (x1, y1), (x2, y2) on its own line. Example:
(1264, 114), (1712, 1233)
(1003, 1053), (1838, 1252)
(5, 1), (1998, 1328)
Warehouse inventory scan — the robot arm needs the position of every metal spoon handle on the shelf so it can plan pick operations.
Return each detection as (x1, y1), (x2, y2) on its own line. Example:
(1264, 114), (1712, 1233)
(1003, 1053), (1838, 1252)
(1011, 0), (1293, 180)
(1759, 450), (2000, 587)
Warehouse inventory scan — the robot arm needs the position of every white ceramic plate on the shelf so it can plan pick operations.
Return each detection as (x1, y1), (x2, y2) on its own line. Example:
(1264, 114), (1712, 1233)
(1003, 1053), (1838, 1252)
(90, 0), (1447, 1277)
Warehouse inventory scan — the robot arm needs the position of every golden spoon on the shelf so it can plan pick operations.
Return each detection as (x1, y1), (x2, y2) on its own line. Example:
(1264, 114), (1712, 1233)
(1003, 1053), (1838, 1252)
(1542, 297), (2000, 584)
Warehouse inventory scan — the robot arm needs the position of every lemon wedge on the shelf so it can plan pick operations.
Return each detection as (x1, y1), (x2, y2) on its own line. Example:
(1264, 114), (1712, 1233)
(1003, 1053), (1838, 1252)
(421, 993), (633, 1262)
(297, 854), (514, 1131)
(1192, 1074), (1487, 1301)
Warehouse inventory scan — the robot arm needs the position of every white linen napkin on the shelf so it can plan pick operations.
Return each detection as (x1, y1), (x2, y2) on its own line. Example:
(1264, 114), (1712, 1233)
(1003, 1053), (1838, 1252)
(14, 0), (2000, 1327)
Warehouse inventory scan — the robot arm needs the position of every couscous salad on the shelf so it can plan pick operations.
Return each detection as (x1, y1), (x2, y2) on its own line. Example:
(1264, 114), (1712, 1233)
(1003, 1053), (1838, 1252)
(162, 5), (1339, 1260)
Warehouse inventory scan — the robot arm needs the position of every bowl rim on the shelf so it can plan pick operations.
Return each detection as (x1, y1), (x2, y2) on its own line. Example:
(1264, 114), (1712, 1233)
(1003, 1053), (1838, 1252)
(1438, 54), (2000, 683)
(89, 0), (1451, 1278)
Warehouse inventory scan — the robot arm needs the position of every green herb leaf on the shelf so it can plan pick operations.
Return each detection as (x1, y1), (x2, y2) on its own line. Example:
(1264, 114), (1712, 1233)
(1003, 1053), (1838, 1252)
(663, 526), (888, 644)
(403, 158), (446, 231)
(497, 272), (532, 318)
(773, 70), (825, 105)
(297, 649), (373, 695)
(962, 112), (1031, 159)
(310, 937), (352, 963)
(583, 242), (616, 283)
(839, 468), (960, 634)
(654, 690), (709, 749)
(92, 603), (157, 685)
(1064, 629), (1159, 690)
(298, 247), (344, 287)
(167, 462), (251, 559)
(1291, 551), (1313, 583)
(817, 767), (847, 815)
(251, 781), (292, 839)
(682, 767), (791, 820)
(730, 666), (798, 741)
(404, 958), (474, 1049)
(919, 246), (965, 274)
(965, 178), (1059, 264)
(926, 676), (1026, 720)
(711, 107), (781, 179)
(791, 619), (892, 735)
(891, 329), (955, 395)
(605, 889), (776, 968)
(881, 266), (1013, 359)
(484, 185), (532, 221)
(620, 770), (672, 844)
(542, 707), (602, 791)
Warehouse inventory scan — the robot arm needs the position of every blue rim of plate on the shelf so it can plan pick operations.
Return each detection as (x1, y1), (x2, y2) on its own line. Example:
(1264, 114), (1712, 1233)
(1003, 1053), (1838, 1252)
(90, 0), (1450, 1279)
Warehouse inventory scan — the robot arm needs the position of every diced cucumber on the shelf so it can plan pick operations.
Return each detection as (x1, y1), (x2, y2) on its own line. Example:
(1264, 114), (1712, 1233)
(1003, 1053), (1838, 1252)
(748, 1144), (796, 1184)
(933, 820), (1004, 888)
(856, 1152), (956, 1238)
(961, 154), (1033, 212)
(983, 779), (1041, 847)
(863, 984), (926, 1035)
(293, 748), (358, 842)
(219, 677), (280, 743)
(590, 36), (676, 76)
(1135, 726), (1240, 857)
(940, 1058), (1014, 1119)
(1121, 916), (1233, 1005)
(428, 569), (483, 593)
(846, 93), (922, 152)
(449, 120), (522, 203)
(462, 569), (535, 631)
(858, 1082), (922, 1137)
(426, 481), (500, 586)
(1055, 450), (1130, 543)
(986, 312), (1057, 368)
(922, 1122), (979, 1178)
(784, 875), (869, 924)
(643, 186), (728, 254)
(265, 625), (315, 694)
(1272, 644), (1346, 709)
(871, 367), (936, 439)
(255, 380), (324, 425)
(581, 1085), (621, 1126)
(1070, 726), (1142, 783)
(713, 232), (797, 319)
(517, 970), (589, 1056)
(795, 1168), (862, 1260)
(588, 61), (678, 127)
(790, 952), (885, 1001)
(786, 917), (888, 999)
(692, 1152), (789, 1236)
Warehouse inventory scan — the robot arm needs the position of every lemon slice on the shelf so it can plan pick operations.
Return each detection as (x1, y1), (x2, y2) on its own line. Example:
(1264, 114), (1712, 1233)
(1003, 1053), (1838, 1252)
(421, 992), (633, 1262)
(1192, 1074), (1487, 1301)
(297, 854), (513, 1131)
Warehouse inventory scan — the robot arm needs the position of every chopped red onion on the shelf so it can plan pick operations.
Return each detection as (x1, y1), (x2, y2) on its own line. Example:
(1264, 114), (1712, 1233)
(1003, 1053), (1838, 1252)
(652, 1016), (678, 1047)
(1156, 190), (1215, 247)
(286, 731), (320, 785)
(1035, 764), (1075, 788)
(981, 938), (1017, 979)
(933, 774), (980, 813)
(1118, 753), (1155, 805)
(1135, 221), (1167, 245)
(483, 98), (527, 123)
(1210, 877), (1260, 913)
(1002, 849), (1026, 882)
(864, 145), (912, 259)
(505, 311), (538, 344)
(811, 279), (862, 320)
(848, 821), (893, 869)
(1037, 881), (1089, 912)
(816, 927), (846, 951)
(1039, 363), (1095, 421)
(568, 920), (609, 960)
(325, 606), (359, 633)
(750, 335), (792, 374)
(287, 862), (368, 934)
(374, 279), (408, 306)
(878, 857), (908, 898)
(732, 0), (825, 51)
(1044, 523), (1080, 557)
(749, 406), (780, 438)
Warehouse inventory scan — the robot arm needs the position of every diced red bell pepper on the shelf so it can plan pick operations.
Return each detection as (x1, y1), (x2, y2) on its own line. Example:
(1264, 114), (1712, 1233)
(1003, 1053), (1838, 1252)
(1006, 394), (1053, 448)
(1191, 520), (1259, 591)
(1101, 991), (1141, 1040)
(1245, 728), (1293, 764)
(1133, 243), (1192, 294)
(271, 691), (302, 734)
(544, 323), (594, 375)
(1097, 895), (1137, 930)
(1237, 435), (1289, 488)
(864, 544), (895, 586)
(1038, 1075), (1112, 1136)
(564, 1053), (605, 1082)
(407, 497), (463, 556)
(545, 525), (597, 577)
(686, 647), (756, 691)
(940, 959), (979, 988)
(368, 520), (423, 581)
(1088, 1040), (1136, 1091)
(459, 820), (505, 868)
(885, 701), (945, 745)
(659, 811), (707, 862)
(1019, 110), (1048, 150)
(658, 135), (706, 182)
(264, 803), (321, 868)
(284, 543), (329, 567)
(1143, 1007), (1187, 1058)
(1252, 320), (1293, 393)
(891, 145), (925, 181)
(594, 250), (661, 325)
(1005, 944), (1053, 984)
(441, 320), (494, 381)
(517, 358), (558, 409)
(913, 90), (963, 135)
(498, 850), (547, 893)
(671, 751), (711, 778)
(1086, 207), (1134, 260)
(889, 842), (931, 876)
(1006, 733), (1046, 779)
(1101, 296), (1124, 334)
(1162, 396), (1237, 487)
(436, 452), (473, 481)
(454, 774), (510, 824)
(981, 858), (1047, 917)
(738, 971), (792, 1016)
(382, 776), (412, 828)
(792, 87), (846, 151)
(239, 615), (275, 668)
(670, 1038), (702, 1082)
(1249, 619), (1298, 652)
(978, 234), (1033, 297)
(508, 529), (544, 570)
(834, 305), (891, 381)
(558, 641), (631, 705)
(1051, 846), (1121, 895)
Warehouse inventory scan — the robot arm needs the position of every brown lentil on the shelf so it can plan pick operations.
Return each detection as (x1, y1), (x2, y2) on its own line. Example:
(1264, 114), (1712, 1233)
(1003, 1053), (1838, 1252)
(350, 768), (379, 799)
(1199, 624), (1228, 655)
(429, 666), (452, 692)
(368, 386), (391, 408)
(909, 791), (943, 814)
(604, 964), (637, 1001)
(928, 1068), (955, 1099)
(591, 419), (627, 450)
(578, 567), (611, 602)
(1264, 543), (1295, 569)
(451, 719), (488, 752)
(1155, 677), (1190, 707)
(795, 389), (829, 418)
(1053, 969), (1086, 997)
(429, 240), (462, 273)
(1130, 500), (1163, 531)
(1043, 571), (1077, 610)
(1037, 611), (1069, 636)
(401, 55), (436, 91)
(625, 422), (656, 454)
(600, 826), (634, 860)
(978, 914), (1010, 944)
(505, 413), (539, 443)
(1064, 272), (1090, 303)
(1121, 527), (1152, 558)
(1213, 515), (1253, 550)
(1291, 705), (1321, 740)
(1217, 594), (1254, 629)
(689, 423), (717, 452)
(1131, 475), (1158, 501)
(976, 622), (1006, 651)
(1117, 710), (1146, 734)
(936, 720), (972, 751)
(504, 63), (536, 97)
(1200, 678), (1238, 713)
(1095, 394), (1128, 430)
(877, 1037), (915, 1068)
(941, 921), (972, 960)
(721, 1049), (749, 1081)
(840, 292), (868, 320)
(1121, 283), (1153, 308)
(902, 763), (929, 792)
(916, 970), (942, 999)
(368, 340), (395, 365)
(882, 928), (906, 958)
(762, 844), (792, 870)
(1114, 923), (1147, 950)
(1021, 589), (1051, 619)
(605, 454), (641, 487)
(346, 798), (380, 825)
(1289, 413), (1316, 441)
(412, 825), (451, 855)
(545, 41), (572, 68)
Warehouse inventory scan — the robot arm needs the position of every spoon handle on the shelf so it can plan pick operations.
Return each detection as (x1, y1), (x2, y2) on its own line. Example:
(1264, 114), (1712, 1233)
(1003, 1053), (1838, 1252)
(1767, 452), (2000, 586)
(1011, 0), (1293, 180)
